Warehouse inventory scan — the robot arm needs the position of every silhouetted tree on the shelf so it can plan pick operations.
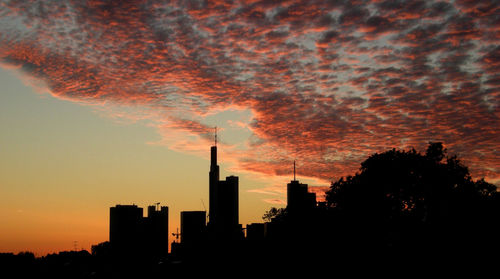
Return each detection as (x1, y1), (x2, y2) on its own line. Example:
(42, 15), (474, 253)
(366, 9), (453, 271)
(325, 142), (499, 253)
(426, 141), (446, 162)
(262, 207), (287, 222)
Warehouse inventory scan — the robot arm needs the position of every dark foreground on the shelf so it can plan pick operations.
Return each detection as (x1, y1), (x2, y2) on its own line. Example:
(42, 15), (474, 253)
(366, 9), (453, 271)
(2, 239), (498, 279)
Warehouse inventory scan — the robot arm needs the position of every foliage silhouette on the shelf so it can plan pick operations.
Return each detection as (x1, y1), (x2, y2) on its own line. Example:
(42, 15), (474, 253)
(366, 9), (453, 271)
(324, 142), (499, 258)
(262, 207), (287, 222)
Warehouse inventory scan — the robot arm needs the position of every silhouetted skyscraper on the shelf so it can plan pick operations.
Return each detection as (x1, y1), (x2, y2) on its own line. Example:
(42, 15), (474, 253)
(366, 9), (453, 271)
(209, 145), (220, 225)
(287, 180), (316, 212)
(109, 204), (168, 258)
(287, 163), (316, 215)
(216, 176), (239, 228)
(208, 132), (241, 240)
(145, 205), (169, 258)
(109, 205), (143, 255)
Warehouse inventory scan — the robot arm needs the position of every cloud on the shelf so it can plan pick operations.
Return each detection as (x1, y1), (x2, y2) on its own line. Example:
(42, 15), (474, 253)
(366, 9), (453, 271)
(262, 198), (286, 205)
(0, 0), (498, 203)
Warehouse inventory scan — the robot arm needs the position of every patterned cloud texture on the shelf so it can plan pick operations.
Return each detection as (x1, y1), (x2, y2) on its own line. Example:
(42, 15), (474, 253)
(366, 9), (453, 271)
(1, 0), (498, 190)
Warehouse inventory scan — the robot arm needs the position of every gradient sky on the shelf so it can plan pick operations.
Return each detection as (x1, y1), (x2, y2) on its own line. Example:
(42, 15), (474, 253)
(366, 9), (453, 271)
(1, 0), (498, 255)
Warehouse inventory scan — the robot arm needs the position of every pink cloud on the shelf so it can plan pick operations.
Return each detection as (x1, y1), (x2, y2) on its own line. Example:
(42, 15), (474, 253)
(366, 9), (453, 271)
(0, 0), (498, 205)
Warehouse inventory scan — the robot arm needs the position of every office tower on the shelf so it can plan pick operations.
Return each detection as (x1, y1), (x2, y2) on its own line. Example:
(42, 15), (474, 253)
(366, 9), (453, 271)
(145, 205), (169, 258)
(208, 130), (241, 240)
(109, 204), (168, 258)
(216, 175), (239, 229)
(287, 162), (317, 215)
(209, 145), (220, 225)
(109, 205), (144, 255)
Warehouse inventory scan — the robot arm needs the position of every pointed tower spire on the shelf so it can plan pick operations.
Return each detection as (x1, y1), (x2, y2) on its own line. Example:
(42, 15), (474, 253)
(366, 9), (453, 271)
(209, 126), (220, 225)
(215, 126), (217, 146)
(210, 127), (218, 167)
(293, 160), (296, 181)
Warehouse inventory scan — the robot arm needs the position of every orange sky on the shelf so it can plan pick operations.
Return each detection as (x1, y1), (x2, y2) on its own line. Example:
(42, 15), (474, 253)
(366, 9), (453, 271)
(1, 0), (498, 256)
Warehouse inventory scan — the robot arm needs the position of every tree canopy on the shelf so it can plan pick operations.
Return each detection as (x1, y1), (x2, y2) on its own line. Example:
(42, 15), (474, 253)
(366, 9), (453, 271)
(325, 142), (498, 224)
(322, 142), (499, 255)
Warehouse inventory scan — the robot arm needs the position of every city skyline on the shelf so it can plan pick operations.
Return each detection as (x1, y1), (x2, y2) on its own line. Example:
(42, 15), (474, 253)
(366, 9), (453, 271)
(0, 81), (317, 255)
(1, 0), (499, 256)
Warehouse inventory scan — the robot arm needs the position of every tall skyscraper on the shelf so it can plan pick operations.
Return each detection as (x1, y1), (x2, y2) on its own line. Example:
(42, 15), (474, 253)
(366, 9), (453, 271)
(109, 205), (143, 255)
(145, 205), (169, 258)
(209, 144), (220, 225)
(287, 161), (316, 215)
(109, 204), (168, 258)
(208, 130), (241, 240)
(287, 180), (316, 213)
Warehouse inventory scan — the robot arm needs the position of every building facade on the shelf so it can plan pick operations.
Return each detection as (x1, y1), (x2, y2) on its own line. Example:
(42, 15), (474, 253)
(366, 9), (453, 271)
(208, 141), (241, 240)
(287, 180), (317, 215)
(109, 204), (168, 258)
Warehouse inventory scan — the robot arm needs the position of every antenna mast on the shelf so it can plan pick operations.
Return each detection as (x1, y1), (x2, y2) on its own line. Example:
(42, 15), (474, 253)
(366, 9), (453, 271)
(294, 160), (296, 181)
(215, 126), (217, 146)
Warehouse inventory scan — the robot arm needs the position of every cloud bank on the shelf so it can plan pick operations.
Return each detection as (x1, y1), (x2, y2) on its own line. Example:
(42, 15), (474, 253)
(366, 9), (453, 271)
(1, 0), (498, 196)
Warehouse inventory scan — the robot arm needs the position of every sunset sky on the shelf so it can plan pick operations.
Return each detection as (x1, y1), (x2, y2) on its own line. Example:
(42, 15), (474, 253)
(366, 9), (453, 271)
(0, 0), (498, 256)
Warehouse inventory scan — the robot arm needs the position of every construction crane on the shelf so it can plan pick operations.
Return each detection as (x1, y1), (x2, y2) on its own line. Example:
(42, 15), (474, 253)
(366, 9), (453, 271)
(172, 228), (180, 243)
(155, 202), (160, 211)
(201, 199), (207, 212)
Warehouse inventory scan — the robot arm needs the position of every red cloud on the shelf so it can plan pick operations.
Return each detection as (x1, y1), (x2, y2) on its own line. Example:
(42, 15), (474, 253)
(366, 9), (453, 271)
(0, 0), (498, 203)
